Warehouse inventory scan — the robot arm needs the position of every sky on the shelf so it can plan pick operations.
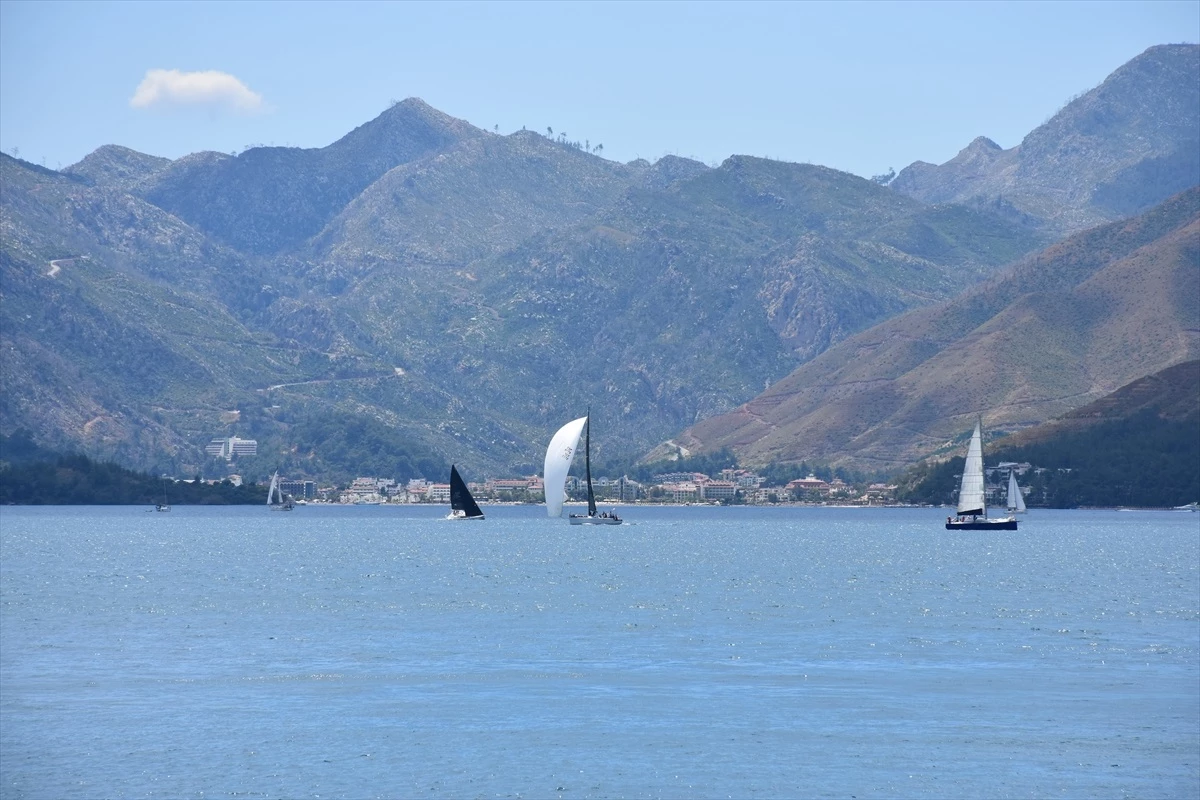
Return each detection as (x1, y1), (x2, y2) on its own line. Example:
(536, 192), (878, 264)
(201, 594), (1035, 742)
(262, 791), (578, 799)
(1, 0), (1197, 179)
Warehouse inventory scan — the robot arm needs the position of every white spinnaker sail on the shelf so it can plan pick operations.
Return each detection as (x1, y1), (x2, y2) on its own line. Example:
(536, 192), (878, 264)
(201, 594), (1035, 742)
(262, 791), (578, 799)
(1007, 469), (1026, 513)
(957, 421), (986, 515)
(544, 416), (587, 517)
(267, 471), (279, 506)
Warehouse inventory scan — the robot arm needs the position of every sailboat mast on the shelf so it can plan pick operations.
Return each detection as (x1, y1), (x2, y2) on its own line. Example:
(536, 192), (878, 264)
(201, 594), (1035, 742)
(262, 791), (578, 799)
(585, 409), (596, 516)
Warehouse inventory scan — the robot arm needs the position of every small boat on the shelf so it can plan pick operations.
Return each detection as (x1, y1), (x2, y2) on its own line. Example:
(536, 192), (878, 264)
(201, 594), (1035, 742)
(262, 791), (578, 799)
(1006, 469), (1026, 515)
(447, 464), (485, 520)
(267, 470), (295, 511)
(155, 478), (171, 512)
(945, 419), (1016, 531)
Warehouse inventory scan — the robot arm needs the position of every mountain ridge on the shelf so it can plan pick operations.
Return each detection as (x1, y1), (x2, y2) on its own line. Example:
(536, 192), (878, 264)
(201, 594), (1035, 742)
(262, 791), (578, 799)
(892, 44), (1200, 236)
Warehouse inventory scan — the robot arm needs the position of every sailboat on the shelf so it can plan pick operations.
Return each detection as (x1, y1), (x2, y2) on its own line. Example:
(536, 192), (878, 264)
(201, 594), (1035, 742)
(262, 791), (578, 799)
(543, 410), (622, 524)
(447, 464), (485, 520)
(267, 470), (295, 511)
(155, 478), (171, 512)
(945, 419), (1017, 531)
(1006, 469), (1026, 515)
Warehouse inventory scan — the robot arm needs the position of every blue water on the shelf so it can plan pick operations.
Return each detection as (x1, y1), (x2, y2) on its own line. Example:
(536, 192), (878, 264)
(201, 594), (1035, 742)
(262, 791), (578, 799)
(1, 505), (1196, 799)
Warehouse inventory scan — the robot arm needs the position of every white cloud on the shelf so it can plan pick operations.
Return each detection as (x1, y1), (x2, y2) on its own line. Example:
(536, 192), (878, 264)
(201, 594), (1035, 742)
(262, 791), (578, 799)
(130, 69), (264, 112)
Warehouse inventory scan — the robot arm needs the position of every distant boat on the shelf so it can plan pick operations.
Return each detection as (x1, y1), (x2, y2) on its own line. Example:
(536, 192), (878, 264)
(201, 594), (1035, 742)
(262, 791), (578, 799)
(1173, 502), (1198, 512)
(267, 471), (295, 511)
(1006, 469), (1026, 514)
(945, 419), (1017, 531)
(447, 464), (485, 520)
(155, 478), (171, 512)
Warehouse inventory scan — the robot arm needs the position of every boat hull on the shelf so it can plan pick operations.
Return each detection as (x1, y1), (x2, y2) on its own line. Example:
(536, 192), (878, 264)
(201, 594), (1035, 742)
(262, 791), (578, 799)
(447, 511), (485, 520)
(945, 517), (1017, 531)
(568, 514), (621, 525)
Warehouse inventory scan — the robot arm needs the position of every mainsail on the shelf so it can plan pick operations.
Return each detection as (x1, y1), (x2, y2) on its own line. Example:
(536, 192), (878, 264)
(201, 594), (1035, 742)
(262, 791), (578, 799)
(956, 421), (986, 516)
(583, 412), (597, 517)
(544, 416), (587, 517)
(1006, 469), (1026, 514)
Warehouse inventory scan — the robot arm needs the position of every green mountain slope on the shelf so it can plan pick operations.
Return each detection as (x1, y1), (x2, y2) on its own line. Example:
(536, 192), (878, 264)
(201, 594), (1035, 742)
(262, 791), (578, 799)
(287, 152), (1041, 466)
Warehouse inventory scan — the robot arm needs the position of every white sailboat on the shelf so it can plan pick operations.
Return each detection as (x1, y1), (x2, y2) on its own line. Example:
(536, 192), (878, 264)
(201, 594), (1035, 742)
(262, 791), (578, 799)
(945, 419), (1017, 531)
(1006, 469), (1026, 514)
(155, 478), (171, 512)
(267, 470), (295, 511)
(543, 411), (621, 524)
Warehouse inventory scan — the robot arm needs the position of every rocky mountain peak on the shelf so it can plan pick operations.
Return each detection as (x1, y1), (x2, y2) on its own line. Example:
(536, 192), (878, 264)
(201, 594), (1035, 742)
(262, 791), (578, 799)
(892, 43), (1199, 236)
(63, 145), (172, 190)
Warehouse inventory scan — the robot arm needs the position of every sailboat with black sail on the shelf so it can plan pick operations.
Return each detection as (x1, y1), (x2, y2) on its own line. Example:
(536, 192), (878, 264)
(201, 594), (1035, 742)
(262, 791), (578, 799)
(447, 464), (485, 520)
(945, 419), (1017, 531)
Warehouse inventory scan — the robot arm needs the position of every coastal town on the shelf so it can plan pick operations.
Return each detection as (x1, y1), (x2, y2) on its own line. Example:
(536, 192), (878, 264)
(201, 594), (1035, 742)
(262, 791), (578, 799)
(323, 469), (905, 506)
(199, 435), (1041, 507)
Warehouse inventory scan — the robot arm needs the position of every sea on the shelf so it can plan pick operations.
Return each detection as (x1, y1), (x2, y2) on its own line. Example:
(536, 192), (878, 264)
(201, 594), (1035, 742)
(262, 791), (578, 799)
(1, 504), (1196, 799)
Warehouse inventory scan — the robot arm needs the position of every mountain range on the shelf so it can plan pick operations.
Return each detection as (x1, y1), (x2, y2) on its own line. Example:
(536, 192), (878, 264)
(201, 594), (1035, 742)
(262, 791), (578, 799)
(1, 44), (1197, 481)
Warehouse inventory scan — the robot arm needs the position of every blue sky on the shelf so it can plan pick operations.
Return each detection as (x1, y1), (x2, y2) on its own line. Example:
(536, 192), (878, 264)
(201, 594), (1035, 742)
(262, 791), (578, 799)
(2, 0), (1197, 178)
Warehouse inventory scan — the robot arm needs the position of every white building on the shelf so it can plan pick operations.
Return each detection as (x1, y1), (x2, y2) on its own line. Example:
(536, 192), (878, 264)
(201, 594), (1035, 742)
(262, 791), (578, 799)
(205, 436), (258, 461)
(700, 480), (737, 502)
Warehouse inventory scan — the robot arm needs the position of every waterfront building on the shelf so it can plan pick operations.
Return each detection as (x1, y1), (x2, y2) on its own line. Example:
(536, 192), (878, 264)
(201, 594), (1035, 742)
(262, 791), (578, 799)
(700, 480), (737, 502)
(279, 479), (315, 500)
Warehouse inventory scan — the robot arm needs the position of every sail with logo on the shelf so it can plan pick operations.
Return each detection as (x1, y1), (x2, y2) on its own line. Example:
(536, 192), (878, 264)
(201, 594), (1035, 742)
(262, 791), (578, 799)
(544, 416), (587, 518)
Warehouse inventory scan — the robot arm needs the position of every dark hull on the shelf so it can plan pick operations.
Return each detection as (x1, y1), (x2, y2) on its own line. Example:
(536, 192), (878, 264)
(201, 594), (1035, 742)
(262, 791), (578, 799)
(945, 518), (1017, 531)
(569, 514), (621, 525)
